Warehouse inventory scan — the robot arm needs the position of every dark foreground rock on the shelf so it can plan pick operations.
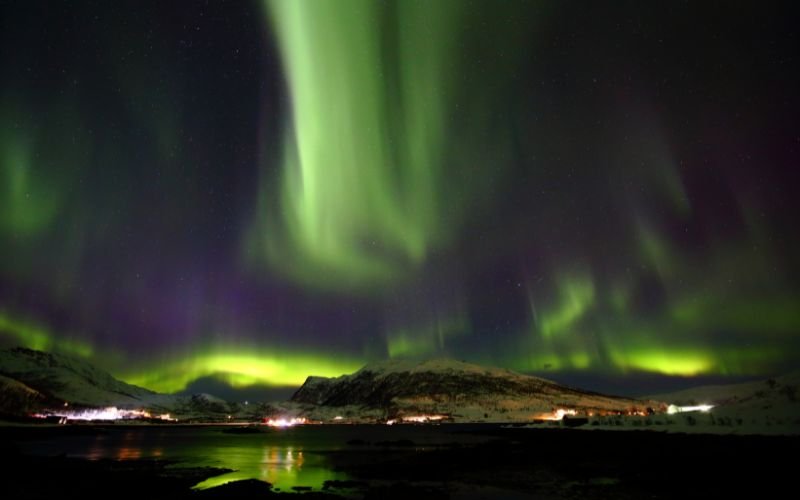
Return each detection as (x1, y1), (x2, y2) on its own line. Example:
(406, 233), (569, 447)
(324, 427), (800, 499)
(0, 453), (230, 499)
(193, 478), (274, 497)
(362, 482), (449, 500)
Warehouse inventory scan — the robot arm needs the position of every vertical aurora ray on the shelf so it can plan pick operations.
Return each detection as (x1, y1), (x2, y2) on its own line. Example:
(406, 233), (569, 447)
(0, 96), (89, 240)
(252, 0), (453, 288)
(248, 0), (528, 290)
(386, 309), (470, 359)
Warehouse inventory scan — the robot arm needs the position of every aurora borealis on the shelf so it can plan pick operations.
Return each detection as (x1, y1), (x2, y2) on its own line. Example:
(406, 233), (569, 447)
(247, 0), (527, 290)
(1, 1), (799, 397)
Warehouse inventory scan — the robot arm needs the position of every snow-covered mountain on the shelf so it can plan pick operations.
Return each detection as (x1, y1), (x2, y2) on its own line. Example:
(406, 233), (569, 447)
(648, 372), (800, 424)
(0, 347), (240, 419)
(0, 347), (157, 409)
(561, 373), (800, 435)
(0, 373), (45, 415)
(291, 358), (656, 422)
(648, 372), (799, 406)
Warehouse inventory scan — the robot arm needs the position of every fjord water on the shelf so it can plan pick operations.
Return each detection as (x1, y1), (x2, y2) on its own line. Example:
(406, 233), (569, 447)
(16, 424), (490, 491)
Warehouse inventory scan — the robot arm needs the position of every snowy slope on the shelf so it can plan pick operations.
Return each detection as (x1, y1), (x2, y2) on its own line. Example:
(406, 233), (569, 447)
(644, 372), (800, 432)
(0, 347), (156, 407)
(571, 373), (800, 435)
(0, 373), (45, 415)
(647, 372), (800, 406)
(0, 347), (241, 419)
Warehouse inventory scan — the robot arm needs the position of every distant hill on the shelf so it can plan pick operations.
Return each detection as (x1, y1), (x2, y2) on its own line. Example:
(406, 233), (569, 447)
(291, 358), (656, 422)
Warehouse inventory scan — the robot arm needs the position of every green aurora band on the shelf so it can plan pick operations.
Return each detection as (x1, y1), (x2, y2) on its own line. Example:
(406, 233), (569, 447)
(0, 310), (362, 393)
(120, 346), (364, 394)
(0, 311), (93, 359)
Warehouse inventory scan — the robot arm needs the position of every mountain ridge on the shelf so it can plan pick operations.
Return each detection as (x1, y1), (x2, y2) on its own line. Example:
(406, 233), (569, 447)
(291, 357), (657, 422)
(0, 346), (156, 408)
(0, 347), (242, 419)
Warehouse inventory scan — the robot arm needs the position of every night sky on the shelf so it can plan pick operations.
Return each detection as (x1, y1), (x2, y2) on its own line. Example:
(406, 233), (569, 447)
(2, 0), (799, 398)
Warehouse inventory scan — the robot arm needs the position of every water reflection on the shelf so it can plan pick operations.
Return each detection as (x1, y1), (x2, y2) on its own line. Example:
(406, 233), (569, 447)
(116, 431), (142, 460)
(19, 425), (489, 492)
(194, 444), (341, 491)
(86, 434), (106, 461)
